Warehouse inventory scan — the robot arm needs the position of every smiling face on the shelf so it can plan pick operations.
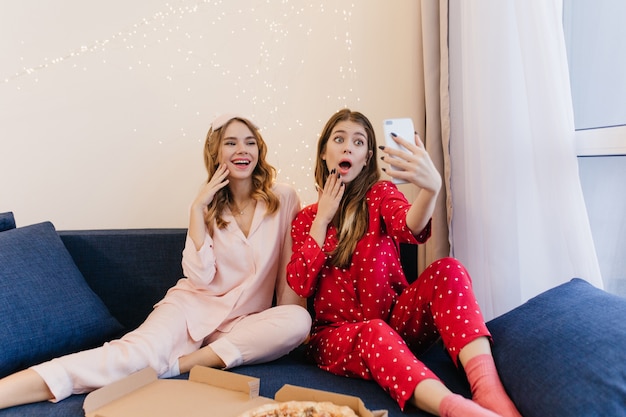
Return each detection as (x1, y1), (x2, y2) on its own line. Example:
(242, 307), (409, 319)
(219, 120), (259, 181)
(321, 120), (373, 184)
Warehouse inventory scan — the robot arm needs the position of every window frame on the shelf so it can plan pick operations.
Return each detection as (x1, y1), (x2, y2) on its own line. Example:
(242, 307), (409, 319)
(576, 126), (626, 157)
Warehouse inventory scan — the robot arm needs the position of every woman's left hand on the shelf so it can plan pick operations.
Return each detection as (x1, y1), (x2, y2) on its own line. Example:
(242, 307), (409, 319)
(381, 133), (442, 193)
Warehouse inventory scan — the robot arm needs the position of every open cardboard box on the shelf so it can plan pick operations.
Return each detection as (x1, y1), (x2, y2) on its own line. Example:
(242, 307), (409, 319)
(84, 366), (388, 417)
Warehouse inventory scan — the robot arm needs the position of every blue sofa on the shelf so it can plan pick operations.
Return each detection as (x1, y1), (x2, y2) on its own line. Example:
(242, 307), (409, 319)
(1, 211), (625, 417)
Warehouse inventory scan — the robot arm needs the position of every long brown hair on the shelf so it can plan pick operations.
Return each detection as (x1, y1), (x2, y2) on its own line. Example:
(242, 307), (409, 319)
(315, 109), (380, 267)
(203, 116), (279, 234)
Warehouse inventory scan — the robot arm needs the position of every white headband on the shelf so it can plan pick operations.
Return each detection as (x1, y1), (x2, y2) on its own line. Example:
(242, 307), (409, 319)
(209, 113), (258, 132)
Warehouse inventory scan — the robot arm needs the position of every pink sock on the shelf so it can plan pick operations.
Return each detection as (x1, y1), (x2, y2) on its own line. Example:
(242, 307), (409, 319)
(464, 354), (522, 417)
(439, 394), (501, 417)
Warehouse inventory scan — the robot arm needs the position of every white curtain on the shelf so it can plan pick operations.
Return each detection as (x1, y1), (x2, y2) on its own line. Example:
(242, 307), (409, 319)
(447, 0), (603, 320)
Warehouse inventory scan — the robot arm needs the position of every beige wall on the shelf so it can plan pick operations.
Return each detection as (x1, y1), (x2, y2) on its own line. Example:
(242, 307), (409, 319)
(0, 1), (421, 229)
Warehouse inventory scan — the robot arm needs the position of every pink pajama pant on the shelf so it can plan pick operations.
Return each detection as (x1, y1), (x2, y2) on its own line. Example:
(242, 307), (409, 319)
(308, 257), (490, 409)
(32, 303), (310, 402)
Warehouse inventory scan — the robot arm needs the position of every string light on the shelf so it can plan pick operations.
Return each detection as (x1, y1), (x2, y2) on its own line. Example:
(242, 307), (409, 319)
(2, 0), (360, 206)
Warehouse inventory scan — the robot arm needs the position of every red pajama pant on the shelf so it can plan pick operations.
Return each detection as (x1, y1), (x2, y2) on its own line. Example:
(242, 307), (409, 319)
(307, 257), (491, 409)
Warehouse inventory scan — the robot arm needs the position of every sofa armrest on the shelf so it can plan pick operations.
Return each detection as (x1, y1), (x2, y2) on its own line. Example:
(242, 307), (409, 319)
(59, 229), (187, 332)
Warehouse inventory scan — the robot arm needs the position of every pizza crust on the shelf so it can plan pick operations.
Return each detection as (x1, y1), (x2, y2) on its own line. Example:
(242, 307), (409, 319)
(237, 400), (359, 417)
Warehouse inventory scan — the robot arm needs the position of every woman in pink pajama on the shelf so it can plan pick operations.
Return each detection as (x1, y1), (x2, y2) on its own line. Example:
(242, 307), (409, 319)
(0, 114), (311, 409)
(286, 109), (521, 417)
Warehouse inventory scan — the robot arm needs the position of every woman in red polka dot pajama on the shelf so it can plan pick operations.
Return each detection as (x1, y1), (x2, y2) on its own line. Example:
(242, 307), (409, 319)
(287, 109), (521, 417)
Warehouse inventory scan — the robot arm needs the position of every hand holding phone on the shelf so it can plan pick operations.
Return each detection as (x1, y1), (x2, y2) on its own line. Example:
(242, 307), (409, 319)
(382, 118), (414, 184)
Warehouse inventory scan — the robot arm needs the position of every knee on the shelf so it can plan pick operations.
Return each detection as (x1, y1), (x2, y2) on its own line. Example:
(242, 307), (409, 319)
(426, 257), (472, 285)
(277, 304), (312, 339)
(293, 304), (313, 331)
(428, 257), (465, 270)
(359, 319), (395, 341)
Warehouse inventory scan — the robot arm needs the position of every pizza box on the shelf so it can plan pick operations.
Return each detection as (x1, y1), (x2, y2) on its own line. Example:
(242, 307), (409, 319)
(83, 366), (388, 417)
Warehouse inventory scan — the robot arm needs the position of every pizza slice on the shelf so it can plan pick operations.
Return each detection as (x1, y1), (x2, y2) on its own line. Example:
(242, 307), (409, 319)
(237, 400), (359, 417)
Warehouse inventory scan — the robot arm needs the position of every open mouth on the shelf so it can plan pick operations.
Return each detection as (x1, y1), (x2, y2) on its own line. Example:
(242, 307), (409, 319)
(232, 159), (251, 166)
(337, 160), (352, 175)
(339, 161), (352, 169)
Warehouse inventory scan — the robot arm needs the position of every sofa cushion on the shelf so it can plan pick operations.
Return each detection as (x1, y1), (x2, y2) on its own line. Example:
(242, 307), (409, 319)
(488, 278), (626, 417)
(0, 222), (124, 378)
(0, 212), (16, 232)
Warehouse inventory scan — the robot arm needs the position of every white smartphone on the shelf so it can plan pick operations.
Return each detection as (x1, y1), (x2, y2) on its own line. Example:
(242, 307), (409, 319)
(382, 118), (414, 184)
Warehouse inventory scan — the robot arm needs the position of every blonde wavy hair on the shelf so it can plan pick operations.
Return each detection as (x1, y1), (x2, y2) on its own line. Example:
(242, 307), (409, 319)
(314, 109), (380, 268)
(203, 116), (279, 234)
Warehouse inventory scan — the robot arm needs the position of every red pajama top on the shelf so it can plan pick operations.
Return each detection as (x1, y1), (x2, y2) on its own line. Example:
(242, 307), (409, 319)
(287, 181), (429, 325)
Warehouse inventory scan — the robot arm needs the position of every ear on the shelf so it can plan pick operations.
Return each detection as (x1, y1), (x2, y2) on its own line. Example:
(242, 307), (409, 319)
(365, 149), (373, 165)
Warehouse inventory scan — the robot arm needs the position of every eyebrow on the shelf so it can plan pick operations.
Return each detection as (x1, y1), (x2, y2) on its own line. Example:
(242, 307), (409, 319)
(223, 135), (257, 141)
(332, 129), (366, 138)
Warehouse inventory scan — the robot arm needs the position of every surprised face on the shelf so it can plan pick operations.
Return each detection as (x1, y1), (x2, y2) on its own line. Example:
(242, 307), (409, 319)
(321, 120), (372, 184)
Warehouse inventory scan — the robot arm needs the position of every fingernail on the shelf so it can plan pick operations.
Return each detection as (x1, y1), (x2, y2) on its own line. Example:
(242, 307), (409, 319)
(391, 132), (397, 137)
(378, 145), (385, 150)
(382, 167), (387, 172)
(330, 168), (336, 174)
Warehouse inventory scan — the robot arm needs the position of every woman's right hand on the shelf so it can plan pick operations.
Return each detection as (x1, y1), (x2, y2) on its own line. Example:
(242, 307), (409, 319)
(189, 164), (230, 249)
(316, 169), (344, 225)
(193, 164), (230, 212)
(309, 169), (344, 248)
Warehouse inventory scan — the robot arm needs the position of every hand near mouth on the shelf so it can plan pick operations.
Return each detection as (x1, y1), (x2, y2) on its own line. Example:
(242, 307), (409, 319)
(309, 169), (344, 248)
(188, 163), (230, 250)
(196, 164), (231, 211)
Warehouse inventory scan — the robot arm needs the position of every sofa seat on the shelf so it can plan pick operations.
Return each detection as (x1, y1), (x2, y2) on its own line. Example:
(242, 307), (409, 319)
(1, 212), (625, 417)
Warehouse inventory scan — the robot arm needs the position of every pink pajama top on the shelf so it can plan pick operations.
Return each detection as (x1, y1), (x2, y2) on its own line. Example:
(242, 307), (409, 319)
(157, 182), (300, 342)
